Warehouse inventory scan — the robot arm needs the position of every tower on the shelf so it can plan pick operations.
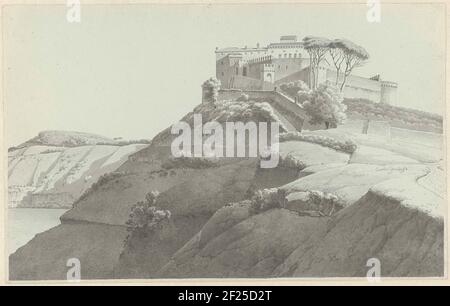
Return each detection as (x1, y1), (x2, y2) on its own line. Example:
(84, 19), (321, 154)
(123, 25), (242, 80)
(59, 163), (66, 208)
(380, 81), (398, 104)
(262, 63), (275, 83)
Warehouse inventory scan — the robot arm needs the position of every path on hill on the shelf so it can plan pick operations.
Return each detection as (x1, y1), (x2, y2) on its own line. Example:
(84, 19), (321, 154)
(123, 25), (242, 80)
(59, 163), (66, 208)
(271, 108), (297, 132)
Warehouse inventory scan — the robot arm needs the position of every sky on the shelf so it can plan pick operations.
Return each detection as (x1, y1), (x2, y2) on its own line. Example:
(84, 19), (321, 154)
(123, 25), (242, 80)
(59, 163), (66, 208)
(4, 3), (446, 147)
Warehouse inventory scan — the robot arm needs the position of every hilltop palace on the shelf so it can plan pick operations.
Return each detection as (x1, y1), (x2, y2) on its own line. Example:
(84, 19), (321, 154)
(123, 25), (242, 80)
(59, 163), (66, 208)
(215, 35), (397, 104)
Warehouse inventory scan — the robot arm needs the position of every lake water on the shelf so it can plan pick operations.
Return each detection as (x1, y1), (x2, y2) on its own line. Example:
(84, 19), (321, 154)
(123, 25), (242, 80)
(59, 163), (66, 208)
(7, 208), (68, 255)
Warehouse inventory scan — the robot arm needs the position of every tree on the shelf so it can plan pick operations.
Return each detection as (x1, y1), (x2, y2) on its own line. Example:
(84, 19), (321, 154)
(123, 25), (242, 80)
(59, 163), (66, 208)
(302, 36), (331, 90)
(125, 190), (171, 234)
(202, 77), (221, 103)
(331, 39), (369, 91)
(302, 83), (347, 129)
(279, 80), (310, 102)
(328, 39), (346, 86)
(295, 81), (312, 104)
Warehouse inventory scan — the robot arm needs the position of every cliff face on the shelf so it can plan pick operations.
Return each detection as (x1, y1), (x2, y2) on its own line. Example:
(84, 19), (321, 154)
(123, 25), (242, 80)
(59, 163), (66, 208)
(9, 100), (445, 280)
(159, 190), (443, 278)
(8, 131), (147, 208)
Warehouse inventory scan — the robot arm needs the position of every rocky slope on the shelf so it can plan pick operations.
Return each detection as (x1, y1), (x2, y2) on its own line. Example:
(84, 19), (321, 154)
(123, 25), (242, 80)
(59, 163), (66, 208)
(160, 164), (443, 277)
(9, 99), (444, 280)
(8, 131), (148, 208)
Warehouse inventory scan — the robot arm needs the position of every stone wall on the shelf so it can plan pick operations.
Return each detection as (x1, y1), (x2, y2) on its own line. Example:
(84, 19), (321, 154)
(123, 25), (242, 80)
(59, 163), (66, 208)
(325, 69), (382, 103)
(217, 89), (307, 131)
(228, 75), (275, 91)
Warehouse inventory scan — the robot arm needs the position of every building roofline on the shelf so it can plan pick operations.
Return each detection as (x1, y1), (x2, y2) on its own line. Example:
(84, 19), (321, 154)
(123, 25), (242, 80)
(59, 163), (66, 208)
(215, 47), (268, 53)
(268, 42), (304, 48)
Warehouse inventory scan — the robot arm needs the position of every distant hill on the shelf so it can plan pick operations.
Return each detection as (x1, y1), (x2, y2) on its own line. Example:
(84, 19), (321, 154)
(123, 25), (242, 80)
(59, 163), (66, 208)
(11, 130), (151, 150)
(8, 131), (149, 208)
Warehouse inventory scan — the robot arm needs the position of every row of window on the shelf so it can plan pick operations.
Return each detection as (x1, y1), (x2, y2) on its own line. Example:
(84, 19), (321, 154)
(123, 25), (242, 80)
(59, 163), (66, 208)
(223, 64), (293, 77)
(219, 52), (302, 65)
(278, 53), (301, 59)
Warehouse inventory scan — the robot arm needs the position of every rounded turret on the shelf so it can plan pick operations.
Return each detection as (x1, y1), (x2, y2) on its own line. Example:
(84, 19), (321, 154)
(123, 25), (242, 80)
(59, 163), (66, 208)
(380, 81), (398, 104)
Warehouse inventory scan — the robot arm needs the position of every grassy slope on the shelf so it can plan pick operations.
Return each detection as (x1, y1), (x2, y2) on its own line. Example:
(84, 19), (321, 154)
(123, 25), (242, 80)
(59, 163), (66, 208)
(278, 84), (443, 133)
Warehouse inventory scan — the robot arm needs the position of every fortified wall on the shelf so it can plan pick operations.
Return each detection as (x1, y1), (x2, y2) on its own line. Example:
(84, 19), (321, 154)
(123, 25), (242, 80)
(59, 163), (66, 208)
(216, 35), (398, 105)
(323, 69), (382, 103)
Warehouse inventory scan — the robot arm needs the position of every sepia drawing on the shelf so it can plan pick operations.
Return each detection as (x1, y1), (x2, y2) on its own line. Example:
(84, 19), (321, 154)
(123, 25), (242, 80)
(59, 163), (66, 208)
(3, 2), (446, 281)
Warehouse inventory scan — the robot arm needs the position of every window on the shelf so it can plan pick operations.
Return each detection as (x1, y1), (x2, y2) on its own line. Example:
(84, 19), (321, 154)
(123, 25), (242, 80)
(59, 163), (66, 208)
(221, 72), (224, 76)
(243, 67), (247, 77)
(279, 54), (282, 58)
(286, 65), (288, 70)
(289, 54), (292, 58)
(236, 67), (239, 75)
(284, 54), (287, 58)
(294, 54), (297, 58)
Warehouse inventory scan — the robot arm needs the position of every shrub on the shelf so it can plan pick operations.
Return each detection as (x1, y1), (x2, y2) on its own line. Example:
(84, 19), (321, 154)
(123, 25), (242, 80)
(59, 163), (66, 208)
(297, 88), (313, 104)
(161, 156), (219, 170)
(279, 131), (357, 154)
(237, 93), (250, 102)
(125, 191), (171, 234)
(302, 83), (347, 129)
(202, 77), (221, 103)
(279, 154), (306, 171)
(279, 80), (310, 100)
(191, 99), (287, 132)
(288, 190), (345, 217)
(249, 188), (287, 214)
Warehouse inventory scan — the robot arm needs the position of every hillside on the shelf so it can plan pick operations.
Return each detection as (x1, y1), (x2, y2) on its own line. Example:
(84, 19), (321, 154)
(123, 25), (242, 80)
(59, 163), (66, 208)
(278, 82), (443, 133)
(8, 131), (148, 208)
(344, 99), (443, 133)
(9, 98), (444, 280)
(12, 130), (119, 149)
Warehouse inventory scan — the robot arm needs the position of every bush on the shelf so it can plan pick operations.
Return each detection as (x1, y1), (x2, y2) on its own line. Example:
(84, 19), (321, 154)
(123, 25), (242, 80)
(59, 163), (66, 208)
(189, 99), (288, 132)
(249, 188), (287, 214)
(237, 93), (250, 102)
(202, 77), (221, 103)
(125, 191), (171, 234)
(279, 80), (310, 100)
(287, 190), (344, 217)
(279, 154), (306, 171)
(279, 131), (357, 154)
(161, 156), (219, 170)
(302, 83), (347, 128)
